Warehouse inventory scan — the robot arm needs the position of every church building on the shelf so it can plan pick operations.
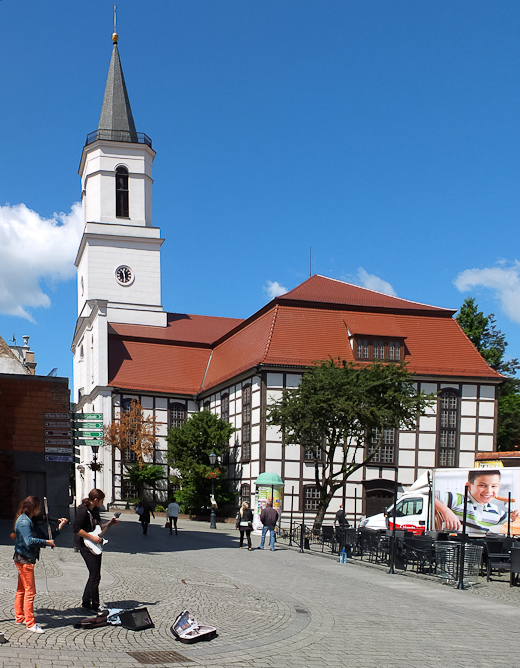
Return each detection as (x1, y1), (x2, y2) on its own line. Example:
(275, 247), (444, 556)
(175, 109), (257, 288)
(73, 31), (502, 522)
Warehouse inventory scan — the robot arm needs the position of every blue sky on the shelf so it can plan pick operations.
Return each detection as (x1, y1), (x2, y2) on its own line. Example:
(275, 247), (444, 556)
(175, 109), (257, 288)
(1, 1), (520, 382)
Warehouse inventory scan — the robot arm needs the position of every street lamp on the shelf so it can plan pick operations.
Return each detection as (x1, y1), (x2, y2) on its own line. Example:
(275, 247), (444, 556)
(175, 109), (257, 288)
(209, 451), (217, 529)
(91, 445), (100, 488)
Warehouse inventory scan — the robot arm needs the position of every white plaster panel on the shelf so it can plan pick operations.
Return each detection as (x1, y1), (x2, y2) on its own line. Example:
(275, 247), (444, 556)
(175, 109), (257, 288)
(285, 444), (301, 461)
(363, 470), (381, 481)
(417, 450), (435, 467)
(460, 417), (476, 433)
(252, 391), (261, 409)
(250, 461), (260, 479)
(399, 432), (416, 449)
(267, 390), (283, 405)
(478, 418), (494, 434)
(155, 436), (167, 449)
(284, 461), (301, 480)
(382, 468), (396, 479)
(155, 418), (168, 436)
(286, 374), (302, 388)
(347, 468), (363, 481)
(418, 433), (436, 450)
(419, 416), (437, 432)
(266, 424), (282, 442)
(480, 385), (495, 400)
(459, 452), (476, 468)
(251, 443), (260, 461)
(267, 373), (284, 388)
(421, 383), (437, 394)
(266, 442), (282, 459)
(235, 414), (242, 430)
(398, 450), (416, 467)
(242, 463), (250, 478)
(424, 403), (436, 416)
(478, 435), (494, 451)
(252, 408), (261, 425)
(460, 401), (477, 417)
(302, 462), (316, 480)
(252, 425), (260, 442)
(235, 386), (242, 399)
(265, 459), (282, 478)
(399, 468), (417, 485)
(143, 409), (154, 421)
(229, 400), (236, 416)
(252, 376), (261, 390)
(155, 450), (168, 464)
(479, 401), (495, 417)
(459, 434), (476, 451)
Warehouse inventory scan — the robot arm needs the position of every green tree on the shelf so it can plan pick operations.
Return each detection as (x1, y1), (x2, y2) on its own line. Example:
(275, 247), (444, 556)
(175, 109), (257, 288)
(123, 463), (164, 499)
(267, 359), (435, 528)
(456, 297), (519, 377)
(457, 297), (520, 450)
(167, 410), (235, 515)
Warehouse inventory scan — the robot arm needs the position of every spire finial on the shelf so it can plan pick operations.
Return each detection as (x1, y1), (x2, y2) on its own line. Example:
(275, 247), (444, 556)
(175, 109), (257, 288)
(112, 5), (119, 44)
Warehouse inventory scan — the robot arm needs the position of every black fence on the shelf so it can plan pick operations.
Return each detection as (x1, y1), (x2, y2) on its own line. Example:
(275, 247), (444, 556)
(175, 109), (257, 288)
(275, 522), (518, 587)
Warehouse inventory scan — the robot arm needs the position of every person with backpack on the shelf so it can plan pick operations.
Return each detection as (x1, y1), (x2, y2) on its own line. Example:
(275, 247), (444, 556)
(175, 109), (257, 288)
(235, 502), (254, 550)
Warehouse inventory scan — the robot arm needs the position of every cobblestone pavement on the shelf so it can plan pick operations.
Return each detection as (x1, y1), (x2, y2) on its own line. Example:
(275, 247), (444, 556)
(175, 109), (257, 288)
(1, 513), (520, 668)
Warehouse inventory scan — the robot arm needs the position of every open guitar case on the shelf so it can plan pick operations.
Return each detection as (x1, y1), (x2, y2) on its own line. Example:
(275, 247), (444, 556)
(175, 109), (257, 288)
(170, 610), (217, 643)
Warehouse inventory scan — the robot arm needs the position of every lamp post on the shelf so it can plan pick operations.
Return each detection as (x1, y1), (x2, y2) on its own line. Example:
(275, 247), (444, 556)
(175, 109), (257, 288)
(209, 451), (217, 529)
(91, 445), (100, 488)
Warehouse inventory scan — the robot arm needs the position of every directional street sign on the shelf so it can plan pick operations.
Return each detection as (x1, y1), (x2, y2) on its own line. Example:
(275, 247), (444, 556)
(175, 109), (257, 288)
(44, 413), (71, 420)
(45, 455), (74, 463)
(45, 430), (73, 438)
(75, 430), (102, 438)
(45, 447), (73, 454)
(74, 439), (104, 447)
(74, 413), (102, 420)
(75, 422), (103, 430)
(45, 438), (73, 446)
(45, 421), (71, 428)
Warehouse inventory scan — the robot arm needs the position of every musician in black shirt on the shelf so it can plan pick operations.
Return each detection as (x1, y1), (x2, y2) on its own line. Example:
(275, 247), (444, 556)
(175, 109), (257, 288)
(73, 489), (117, 612)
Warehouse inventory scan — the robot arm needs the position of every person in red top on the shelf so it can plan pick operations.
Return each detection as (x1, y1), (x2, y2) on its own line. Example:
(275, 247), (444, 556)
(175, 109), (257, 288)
(259, 502), (278, 551)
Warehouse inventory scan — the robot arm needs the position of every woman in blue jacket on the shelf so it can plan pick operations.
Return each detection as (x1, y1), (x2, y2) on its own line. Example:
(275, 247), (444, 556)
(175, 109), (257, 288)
(11, 496), (67, 633)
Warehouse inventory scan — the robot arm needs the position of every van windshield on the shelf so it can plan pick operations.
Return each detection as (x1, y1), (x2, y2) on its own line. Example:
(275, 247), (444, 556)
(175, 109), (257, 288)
(394, 497), (424, 517)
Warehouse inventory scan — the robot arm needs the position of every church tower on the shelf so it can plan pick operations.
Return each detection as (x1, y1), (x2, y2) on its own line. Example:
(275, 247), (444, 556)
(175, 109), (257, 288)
(72, 28), (167, 497)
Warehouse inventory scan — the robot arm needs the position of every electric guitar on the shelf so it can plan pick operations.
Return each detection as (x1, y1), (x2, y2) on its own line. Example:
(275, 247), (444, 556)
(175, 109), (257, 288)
(84, 512), (121, 555)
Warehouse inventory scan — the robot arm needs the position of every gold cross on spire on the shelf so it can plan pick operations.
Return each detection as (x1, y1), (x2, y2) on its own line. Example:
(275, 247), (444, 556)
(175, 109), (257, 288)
(112, 5), (119, 44)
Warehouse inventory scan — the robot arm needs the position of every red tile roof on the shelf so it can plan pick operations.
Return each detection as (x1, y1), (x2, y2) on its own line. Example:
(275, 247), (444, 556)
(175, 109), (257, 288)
(108, 338), (211, 395)
(109, 312), (242, 345)
(280, 275), (454, 314)
(107, 275), (501, 396)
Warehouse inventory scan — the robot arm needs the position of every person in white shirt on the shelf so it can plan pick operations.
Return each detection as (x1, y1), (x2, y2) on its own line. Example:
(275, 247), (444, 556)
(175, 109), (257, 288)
(167, 499), (181, 535)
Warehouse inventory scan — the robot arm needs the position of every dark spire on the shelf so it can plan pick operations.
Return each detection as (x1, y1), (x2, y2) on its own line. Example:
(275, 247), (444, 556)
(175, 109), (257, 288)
(97, 32), (138, 143)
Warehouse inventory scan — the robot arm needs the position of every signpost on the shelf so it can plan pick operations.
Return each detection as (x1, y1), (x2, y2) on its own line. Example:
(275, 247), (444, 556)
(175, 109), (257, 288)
(43, 412), (104, 468)
(45, 455), (74, 463)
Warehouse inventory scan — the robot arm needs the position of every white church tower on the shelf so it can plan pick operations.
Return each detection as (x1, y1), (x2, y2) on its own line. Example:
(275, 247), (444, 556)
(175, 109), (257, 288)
(72, 28), (166, 500)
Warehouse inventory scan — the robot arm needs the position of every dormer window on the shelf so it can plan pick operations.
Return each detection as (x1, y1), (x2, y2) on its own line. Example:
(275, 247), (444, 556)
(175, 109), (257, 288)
(354, 338), (403, 361)
(115, 166), (129, 218)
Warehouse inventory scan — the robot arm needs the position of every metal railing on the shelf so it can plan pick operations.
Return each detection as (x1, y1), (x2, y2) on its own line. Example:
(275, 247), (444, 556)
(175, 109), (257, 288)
(85, 129), (152, 147)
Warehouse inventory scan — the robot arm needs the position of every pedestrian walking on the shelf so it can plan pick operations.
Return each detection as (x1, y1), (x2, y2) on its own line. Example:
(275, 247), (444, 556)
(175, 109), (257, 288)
(136, 498), (155, 535)
(166, 498), (180, 535)
(236, 502), (254, 550)
(259, 501), (278, 551)
(12, 496), (68, 633)
(73, 488), (118, 612)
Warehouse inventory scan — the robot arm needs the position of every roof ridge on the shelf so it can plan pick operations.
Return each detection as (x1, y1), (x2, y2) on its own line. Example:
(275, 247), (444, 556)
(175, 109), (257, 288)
(261, 304), (279, 363)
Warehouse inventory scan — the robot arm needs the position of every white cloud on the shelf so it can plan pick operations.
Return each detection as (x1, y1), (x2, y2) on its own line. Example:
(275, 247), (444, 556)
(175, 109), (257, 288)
(264, 280), (288, 299)
(357, 268), (397, 297)
(0, 202), (82, 321)
(454, 261), (520, 325)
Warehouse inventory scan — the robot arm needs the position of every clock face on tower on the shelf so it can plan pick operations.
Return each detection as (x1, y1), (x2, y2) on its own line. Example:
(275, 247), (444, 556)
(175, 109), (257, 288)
(115, 265), (134, 286)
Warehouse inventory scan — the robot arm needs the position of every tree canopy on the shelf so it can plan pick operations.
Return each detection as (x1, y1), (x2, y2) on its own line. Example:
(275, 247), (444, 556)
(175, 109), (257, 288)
(103, 399), (157, 468)
(267, 358), (435, 527)
(457, 297), (520, 450)
(167, 410), (235, 515)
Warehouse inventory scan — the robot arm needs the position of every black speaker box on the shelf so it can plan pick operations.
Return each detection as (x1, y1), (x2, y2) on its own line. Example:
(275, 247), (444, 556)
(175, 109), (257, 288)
(119, 608), (154, 631)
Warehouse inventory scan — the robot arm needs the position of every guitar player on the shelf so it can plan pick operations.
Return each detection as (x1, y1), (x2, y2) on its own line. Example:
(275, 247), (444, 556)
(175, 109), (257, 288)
(73, 489), (118, 613)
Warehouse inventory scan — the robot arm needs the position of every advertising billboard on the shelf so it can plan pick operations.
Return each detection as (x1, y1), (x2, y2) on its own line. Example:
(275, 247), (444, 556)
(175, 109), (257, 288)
(433, 467), (520, 536)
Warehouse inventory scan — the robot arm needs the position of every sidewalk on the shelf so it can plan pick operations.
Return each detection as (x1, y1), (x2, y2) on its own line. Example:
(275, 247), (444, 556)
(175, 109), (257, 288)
(1, 513), (520, 668)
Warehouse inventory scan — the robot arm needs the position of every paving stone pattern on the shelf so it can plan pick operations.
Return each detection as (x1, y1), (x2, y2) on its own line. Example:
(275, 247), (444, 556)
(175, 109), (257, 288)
(1, 513), (520, 667)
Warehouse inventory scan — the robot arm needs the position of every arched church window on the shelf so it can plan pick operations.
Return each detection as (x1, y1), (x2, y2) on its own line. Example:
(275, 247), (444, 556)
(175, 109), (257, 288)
(115, 166), (129, 218)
